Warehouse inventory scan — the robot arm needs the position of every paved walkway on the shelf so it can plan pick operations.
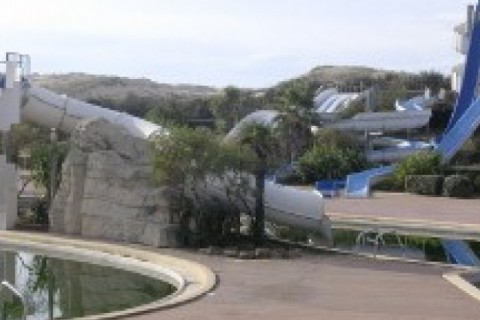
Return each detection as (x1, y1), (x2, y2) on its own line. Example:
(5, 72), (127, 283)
(128, 250), (480, 320)
(326, 192), (480, 239)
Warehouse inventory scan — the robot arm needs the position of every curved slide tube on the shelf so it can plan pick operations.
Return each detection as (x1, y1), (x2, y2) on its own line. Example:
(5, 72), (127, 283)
(370, 137), (431, 149)
(314, 89), (360, 114)
(395, 95), (436, 112)
(313, 88), (337, 111)
(366, 147), (432, 163)
(203, 176), (328, 233)
(20, 85), (330, 240)
(345, 166), (394, 198)
(23, 86), (164, 139)
(327, 110), (431, 132)
(367, 138), (432, 162)
(437, 97), (480, 163)
(223, 110), (279, 142)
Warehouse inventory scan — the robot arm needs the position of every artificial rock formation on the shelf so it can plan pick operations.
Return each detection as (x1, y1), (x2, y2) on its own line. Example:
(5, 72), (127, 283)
(50, 118), (178, 247)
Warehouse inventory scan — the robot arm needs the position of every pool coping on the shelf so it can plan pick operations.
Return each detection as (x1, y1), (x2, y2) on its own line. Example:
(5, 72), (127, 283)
(0, 231), (217, 319)
(444, 270), (480, 303)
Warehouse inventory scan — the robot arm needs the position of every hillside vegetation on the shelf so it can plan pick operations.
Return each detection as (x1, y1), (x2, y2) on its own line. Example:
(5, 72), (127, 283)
(30, 66), (450, 131)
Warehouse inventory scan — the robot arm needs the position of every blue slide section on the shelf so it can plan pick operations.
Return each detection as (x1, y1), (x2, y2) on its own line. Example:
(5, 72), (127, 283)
(441, 239), (480, 267)
(345, 165), (394, 198)
(437, 98), (480, 162)
(345, 2), (480, 198)
(446, 0), (480, 133)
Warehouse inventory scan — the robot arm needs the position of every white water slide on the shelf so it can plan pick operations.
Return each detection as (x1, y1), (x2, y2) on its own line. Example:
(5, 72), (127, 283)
(313, 88), (361, 114)
(326, 109), (432, 131)
(21, 86), (330, 239)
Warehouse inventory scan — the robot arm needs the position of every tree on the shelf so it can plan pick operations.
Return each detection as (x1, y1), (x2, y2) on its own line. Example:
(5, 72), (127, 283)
(272, 80), (317, 163)
(298, 145), (368, 182)
(236, 123), (280, 245)
(275, 105), (314, 163)
(152, 126), (255, 246)
(8, 123), (50, 166)
(276, 80), (316, 109)
(30, 141), (68, 207)
(209, 86), (258, 133)
(298, 129), (368, 183)
(392, 151), (442, 190)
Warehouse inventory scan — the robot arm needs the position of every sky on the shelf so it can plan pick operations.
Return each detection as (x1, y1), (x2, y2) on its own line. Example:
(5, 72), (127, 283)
(0, 0), (474, 88)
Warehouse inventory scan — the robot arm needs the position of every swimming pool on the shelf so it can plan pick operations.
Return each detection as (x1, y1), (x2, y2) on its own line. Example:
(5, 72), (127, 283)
(0, 250), (176, 319)
(0, 231), (216, 319)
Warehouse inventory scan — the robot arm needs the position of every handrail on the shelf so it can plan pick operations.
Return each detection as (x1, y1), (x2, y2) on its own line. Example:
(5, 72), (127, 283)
(1, 280), (27, 320)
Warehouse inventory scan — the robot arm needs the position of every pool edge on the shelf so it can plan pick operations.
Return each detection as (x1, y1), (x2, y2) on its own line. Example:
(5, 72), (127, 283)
(0, 231), (216, 319)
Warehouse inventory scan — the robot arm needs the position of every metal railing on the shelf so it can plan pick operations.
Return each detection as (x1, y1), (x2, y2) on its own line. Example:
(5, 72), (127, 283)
(355, 228), (405, 258)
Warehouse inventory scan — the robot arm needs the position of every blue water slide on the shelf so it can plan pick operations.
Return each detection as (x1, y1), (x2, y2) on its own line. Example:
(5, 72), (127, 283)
(437, 98), (480, 162)
(345, 165), (394, 198)
(445, 1), (480, 133)
(441, 239), (480, 266)
(346, 94), (480, 194)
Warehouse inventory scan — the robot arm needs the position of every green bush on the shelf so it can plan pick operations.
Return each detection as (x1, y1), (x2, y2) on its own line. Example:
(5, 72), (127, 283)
(405, 175), (443, 196)
(443, 175), (474, 198)
(153, 127), (256, 246)
(298, 145), (368, 183)
(312, 128), (361, 151)
(373, 176), (402, 192)
(474, 175), (480, 193)
(393, 152), (442, 190)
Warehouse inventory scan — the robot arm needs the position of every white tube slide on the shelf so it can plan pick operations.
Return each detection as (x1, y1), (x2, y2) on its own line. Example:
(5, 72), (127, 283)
(327, 110), (432, 131)
(313, 88), (337, 112)
(21, 85), (330, 240)
(223, 110), (279, 142)
(23, 86), (165, 139)
(204, 176), (327, 232)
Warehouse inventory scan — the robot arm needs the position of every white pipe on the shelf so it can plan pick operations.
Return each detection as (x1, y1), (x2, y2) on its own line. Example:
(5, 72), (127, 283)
(23, 86), (165, 139)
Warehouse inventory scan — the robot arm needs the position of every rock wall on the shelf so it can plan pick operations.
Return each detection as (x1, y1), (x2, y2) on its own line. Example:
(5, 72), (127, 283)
(50, 118), (178, 247)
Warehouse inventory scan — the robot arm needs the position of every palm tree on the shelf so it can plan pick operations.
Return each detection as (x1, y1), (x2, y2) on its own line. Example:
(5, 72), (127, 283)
(238, 123), (279, 245)
(274, 80), (316, 163)
(275, 105), (314, 163)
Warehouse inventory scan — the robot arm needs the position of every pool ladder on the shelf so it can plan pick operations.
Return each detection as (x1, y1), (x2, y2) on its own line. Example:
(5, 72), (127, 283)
(1, 280), (27, 320)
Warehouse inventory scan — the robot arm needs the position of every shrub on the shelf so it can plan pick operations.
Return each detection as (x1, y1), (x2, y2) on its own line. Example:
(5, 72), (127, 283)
(474, 175), (480, 193)
(373, 176), (402, 192)
(312, 128), (361, 151)
(153, 127), (255, 246)
(443, 175), (474, 198)
(393, 152), (442, 190)
(405, 175), (443, 196)
(298, 145), (368, 183)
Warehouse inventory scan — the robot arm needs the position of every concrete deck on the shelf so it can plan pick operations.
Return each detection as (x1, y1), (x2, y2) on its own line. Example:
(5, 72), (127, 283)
(4, 231), (480, 320)
(327, 192), (480, 240)
(130, 250), (480, 320)
(128, 192), (480, 319)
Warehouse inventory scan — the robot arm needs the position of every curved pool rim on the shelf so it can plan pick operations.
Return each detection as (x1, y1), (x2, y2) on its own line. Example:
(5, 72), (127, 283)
(0, 231), (216, 320)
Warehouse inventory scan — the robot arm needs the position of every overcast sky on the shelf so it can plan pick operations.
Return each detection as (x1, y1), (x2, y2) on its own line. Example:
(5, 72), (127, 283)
(0, 0), (473, 88)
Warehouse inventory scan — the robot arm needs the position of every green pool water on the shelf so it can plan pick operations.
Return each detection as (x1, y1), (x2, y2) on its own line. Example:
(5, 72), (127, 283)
(0, 250), (176, 319)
